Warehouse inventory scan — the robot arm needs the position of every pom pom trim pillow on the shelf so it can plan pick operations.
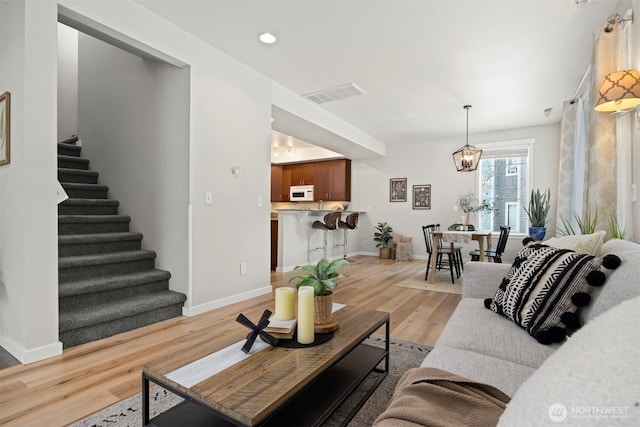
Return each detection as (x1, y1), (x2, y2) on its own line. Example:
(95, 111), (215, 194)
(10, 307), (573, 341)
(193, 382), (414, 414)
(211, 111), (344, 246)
(485, 243), (620, 345)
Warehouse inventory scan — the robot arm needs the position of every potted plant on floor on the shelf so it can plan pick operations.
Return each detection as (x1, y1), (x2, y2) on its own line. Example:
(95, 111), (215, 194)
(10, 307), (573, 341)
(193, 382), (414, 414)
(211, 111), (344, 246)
(289, 258), (350, 324)
(374, 222), (393, 259)
(524, 188), (551, 241)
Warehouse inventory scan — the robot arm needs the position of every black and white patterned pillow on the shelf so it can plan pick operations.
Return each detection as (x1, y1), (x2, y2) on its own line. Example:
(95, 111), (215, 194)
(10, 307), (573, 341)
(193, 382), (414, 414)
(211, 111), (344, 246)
(485, 242), (621, 344)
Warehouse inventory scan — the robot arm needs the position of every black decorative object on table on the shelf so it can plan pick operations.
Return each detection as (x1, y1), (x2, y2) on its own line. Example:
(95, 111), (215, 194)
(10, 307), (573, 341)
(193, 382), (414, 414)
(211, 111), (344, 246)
(236, 309), (278, 353)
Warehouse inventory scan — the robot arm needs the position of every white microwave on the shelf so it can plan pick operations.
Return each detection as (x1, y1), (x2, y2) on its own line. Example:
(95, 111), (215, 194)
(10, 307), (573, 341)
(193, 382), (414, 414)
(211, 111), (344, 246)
(290, 185), (314, 202)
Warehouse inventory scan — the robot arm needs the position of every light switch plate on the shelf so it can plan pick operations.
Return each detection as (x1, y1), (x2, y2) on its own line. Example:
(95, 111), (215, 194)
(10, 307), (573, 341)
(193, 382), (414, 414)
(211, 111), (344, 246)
(205, 192), (213, 205)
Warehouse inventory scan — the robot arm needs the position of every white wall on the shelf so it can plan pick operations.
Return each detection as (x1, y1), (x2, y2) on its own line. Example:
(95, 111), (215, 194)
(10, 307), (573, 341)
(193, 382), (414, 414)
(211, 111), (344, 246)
(57, 24), (78, 141)
(352, 123), (561, 263)
(0, 1), (62, 363)
(76, 33), (190, 297)
(58, 0), (274, 315)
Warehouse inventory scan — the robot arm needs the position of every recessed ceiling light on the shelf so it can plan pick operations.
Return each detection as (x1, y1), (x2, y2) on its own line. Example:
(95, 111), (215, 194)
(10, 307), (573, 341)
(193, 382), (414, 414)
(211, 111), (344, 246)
(259, 32), (277, 44)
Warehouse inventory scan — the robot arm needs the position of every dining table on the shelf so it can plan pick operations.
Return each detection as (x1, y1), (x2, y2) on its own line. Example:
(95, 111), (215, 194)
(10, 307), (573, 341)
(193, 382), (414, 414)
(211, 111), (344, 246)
(429, 229), (492, 284)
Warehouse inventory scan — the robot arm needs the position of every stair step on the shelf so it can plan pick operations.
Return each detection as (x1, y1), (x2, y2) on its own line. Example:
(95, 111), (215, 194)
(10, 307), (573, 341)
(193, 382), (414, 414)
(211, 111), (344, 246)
(60, 269), (171, 298)
(58, 154), (89, 170)
(58, 250), (157, 283)
(59, 214), (131, 235)
(58, 199), (119, 216)
(58, 168), (99, 184)
(59, 232), (143, 256)
(59, 270), (172, 309)
(59, 291), (186, 348)
(57, 142), (81, 157)
(61, 182), (108, 199)
(59, 135), (79, 145)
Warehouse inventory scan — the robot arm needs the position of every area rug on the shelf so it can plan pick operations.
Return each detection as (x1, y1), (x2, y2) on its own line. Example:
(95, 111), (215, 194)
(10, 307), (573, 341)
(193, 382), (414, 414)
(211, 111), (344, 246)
(394, 271), (463, 295)
(70, 335), (430, 427)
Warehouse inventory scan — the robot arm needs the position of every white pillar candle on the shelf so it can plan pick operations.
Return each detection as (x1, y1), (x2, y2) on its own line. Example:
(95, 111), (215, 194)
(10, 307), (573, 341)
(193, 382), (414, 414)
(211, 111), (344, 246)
(274, 287), (295, 321)
(297, 287), (315, 344)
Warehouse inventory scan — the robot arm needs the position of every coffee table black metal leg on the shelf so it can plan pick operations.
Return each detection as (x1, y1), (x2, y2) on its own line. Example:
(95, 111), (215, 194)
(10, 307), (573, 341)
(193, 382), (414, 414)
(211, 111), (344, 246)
(373, 318), (390, 374)
(385, 318), (390, 372)
(142, 374), (150, 426)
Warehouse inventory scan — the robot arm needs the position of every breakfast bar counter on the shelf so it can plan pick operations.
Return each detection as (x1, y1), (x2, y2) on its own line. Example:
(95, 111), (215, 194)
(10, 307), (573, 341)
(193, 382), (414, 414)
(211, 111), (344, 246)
(273, 209), (365, 271)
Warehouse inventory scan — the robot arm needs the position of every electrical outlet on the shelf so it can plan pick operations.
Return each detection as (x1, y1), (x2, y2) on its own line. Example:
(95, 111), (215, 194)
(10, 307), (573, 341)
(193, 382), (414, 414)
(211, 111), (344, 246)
(240, 262), (247, 275)
(205, 192), (213, 205)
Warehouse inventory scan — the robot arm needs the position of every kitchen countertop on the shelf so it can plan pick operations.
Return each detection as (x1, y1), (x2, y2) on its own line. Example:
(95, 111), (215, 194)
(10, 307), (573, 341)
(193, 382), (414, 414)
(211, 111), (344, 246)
(275, 209), (365, 214)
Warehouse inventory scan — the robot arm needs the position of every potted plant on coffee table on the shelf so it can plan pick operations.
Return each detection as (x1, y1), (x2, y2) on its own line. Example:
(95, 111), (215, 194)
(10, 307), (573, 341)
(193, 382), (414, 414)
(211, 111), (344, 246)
(374, 222), (393, 259)
(524, 188), (551, 241)
(289, 258), (350, 325)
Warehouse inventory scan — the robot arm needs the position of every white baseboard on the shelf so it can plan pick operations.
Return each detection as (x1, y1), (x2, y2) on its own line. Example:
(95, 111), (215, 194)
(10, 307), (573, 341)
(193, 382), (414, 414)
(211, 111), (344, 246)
(0, 335), (62, 365)
(182, 285), (272, 317)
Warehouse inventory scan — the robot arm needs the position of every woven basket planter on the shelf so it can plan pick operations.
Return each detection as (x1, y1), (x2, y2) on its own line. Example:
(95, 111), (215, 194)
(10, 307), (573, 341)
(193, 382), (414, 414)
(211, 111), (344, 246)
(314, 292), (333, 325)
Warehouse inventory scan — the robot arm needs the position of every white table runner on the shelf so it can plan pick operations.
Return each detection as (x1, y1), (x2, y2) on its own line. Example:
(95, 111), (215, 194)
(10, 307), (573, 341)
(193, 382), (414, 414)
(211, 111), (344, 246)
(441, 231), (472, 244)
(165, 303), (346, 388)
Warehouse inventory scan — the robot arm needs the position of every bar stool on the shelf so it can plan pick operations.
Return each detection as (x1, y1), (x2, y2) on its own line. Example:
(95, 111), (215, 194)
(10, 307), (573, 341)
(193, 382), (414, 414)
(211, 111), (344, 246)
(338, 212), (359, 259)
(312, 212), (342, 259)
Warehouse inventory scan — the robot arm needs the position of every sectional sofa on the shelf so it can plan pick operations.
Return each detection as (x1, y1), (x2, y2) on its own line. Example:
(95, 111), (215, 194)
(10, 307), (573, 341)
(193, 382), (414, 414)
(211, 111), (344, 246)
(376, 237), (640, 425)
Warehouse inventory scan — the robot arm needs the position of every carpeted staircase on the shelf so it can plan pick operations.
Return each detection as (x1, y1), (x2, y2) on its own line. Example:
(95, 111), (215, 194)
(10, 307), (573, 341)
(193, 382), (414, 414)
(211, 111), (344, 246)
(57, 136), (187, 348)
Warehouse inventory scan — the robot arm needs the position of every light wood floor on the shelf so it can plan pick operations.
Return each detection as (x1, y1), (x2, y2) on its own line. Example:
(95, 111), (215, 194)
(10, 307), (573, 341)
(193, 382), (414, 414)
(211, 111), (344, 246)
(0, 256), (461, 426)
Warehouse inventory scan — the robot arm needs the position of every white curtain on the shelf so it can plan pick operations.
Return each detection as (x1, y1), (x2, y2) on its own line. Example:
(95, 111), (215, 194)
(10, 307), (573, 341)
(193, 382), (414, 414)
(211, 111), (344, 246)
(615, 19), (634, 239)
(588, 27), (619, 235)
(557, 81), (590, 231)
(557, 14), (634, 239)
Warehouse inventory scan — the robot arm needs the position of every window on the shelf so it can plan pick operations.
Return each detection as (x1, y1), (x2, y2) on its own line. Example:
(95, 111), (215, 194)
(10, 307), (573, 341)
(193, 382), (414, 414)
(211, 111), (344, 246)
(476, 139), (534, 233)
(505, 202), (520, 232)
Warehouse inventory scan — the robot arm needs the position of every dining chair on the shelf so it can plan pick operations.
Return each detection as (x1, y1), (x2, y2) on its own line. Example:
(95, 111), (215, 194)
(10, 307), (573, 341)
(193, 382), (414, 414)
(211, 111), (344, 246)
(470, 225), (511, 263)
(422, 224), (463, 284)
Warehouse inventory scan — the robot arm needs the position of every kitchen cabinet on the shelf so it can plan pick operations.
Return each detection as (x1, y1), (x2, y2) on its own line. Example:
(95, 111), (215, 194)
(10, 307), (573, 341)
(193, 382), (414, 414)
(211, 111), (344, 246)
(271, 165), (285, 202)
(271, 165), (289, 202)
(286, 163), (315, 186)
(272, 159), (351, 202)
(314, 159), (351, 201)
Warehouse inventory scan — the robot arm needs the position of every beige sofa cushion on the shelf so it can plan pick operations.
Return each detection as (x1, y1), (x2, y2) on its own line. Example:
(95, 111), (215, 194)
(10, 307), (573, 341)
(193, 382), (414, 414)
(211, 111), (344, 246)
(544, 231), (605, 255)
(582, 239), (640, 324)
(498, 296), (640, 425)
(434, 299), (559, 368)
(421, 345), (536, 397)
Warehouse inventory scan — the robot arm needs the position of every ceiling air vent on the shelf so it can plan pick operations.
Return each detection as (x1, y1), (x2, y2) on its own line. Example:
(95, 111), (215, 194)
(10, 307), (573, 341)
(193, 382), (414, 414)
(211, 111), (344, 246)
(303, 83), (366, 104)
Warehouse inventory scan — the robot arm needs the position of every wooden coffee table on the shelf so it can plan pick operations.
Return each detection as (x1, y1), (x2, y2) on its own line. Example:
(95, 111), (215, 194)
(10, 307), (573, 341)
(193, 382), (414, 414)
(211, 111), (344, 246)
(142, 306), (390, 426)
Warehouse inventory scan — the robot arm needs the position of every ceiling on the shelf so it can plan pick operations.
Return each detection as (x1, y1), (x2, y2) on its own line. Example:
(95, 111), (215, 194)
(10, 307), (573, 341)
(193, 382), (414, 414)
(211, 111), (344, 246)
(136, 0), (625, 148)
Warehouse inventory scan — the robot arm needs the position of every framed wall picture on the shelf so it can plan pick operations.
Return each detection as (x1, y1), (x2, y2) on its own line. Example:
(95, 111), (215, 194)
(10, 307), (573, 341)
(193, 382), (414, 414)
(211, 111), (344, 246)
(390, 178), (407, 202)
(0, 91), (9, 166)
(413, 184), (431, 210)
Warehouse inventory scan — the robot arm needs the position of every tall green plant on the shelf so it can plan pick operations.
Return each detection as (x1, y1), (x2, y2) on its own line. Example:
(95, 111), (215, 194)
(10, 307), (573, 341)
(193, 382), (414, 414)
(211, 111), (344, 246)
(557, 210), (598, 236)
(289, 258), (350, 296)
(524, 188), (551, 227)
(609, 215), (627, 240)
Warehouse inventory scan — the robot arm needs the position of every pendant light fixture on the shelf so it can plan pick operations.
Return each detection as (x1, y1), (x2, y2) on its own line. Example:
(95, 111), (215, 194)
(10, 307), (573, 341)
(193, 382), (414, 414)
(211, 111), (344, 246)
(452, 105), (482, 172)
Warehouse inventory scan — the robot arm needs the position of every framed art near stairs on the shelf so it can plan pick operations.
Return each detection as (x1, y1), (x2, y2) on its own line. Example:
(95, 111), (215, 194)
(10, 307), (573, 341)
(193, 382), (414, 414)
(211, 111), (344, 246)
(0, 91), (10, 166)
